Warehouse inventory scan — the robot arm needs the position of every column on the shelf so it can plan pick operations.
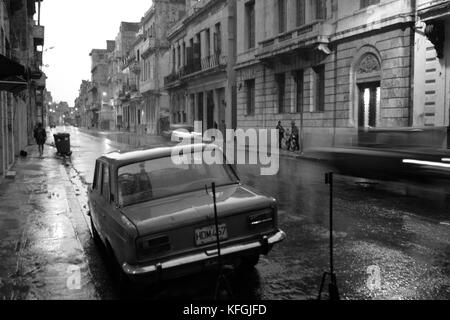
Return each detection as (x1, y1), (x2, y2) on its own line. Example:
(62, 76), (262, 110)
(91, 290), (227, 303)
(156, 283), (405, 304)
(290, 73), (296, 113)
(203, 91), (208, 128)
(194, 93), (198, 121)
(213, 89), (220, 125)
(175, 45), (179, 72)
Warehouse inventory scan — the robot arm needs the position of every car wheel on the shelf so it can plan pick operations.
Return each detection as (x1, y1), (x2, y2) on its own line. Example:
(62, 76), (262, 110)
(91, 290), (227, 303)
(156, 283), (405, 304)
(105, 241), (133, 297)
(238, 254), (260, 271)
(90, 217), (101, 245)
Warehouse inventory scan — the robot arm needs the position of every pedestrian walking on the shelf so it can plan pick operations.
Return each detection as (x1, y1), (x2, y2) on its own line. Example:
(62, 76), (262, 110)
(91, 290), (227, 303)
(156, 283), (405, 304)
(33, 122), (47, 157)
(276, 121), (285, 149)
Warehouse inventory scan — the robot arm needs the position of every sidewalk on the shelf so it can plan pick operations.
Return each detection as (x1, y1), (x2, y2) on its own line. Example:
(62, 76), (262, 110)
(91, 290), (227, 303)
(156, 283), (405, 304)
(0, 144), (98, 300)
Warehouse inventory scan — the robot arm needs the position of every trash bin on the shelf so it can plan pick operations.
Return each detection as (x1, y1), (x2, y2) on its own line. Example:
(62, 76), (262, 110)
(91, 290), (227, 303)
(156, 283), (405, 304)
(53, 133), (71, 156)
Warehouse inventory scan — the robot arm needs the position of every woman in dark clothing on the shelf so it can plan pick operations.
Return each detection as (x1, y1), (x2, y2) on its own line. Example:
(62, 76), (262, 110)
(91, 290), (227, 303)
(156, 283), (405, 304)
(33, 123), (47, 157)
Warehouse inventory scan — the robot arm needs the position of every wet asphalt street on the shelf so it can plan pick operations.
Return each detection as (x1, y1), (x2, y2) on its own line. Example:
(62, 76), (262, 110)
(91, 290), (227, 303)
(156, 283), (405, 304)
(49, 126), (450, 300)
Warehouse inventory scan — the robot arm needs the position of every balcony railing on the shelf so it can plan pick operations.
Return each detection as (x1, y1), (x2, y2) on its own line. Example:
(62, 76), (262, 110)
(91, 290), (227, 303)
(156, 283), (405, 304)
(200, 53), (227, 70)
(35, 50), (42, 67)
(165, 53), (227, 86)
(257, 21), (332, 60)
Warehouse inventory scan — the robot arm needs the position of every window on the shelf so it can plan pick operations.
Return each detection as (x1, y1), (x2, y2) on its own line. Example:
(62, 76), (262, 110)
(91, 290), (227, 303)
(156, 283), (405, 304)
(214, 23), (222, 54)
(205, 29), (211, 57)
(276, 73), (286, 113)
(93, 162), (100, 191)
(172, 47), (176, 72)
(101, 163), (110, 200)
(182, 42), (186, 65)
(150, 58), (154, 79)
(360, 0), (380, 9)
(245, 1), (255, 49)
(296, 0), (305, 26)
(245, 79), (255, 115)
(117, 154), (238, 206)
(278, 0), (287, 34)
(313, 65), (325, 112)
(295, 70), (304, 113)
(316, 0), (326, 20)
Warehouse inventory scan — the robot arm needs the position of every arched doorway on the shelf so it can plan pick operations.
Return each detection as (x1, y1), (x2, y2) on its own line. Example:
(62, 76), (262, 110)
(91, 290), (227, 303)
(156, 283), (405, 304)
(355, 53), (381, 130)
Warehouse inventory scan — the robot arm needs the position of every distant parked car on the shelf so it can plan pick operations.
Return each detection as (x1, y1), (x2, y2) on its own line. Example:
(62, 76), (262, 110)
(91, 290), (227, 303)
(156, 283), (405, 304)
(87, 144), (285, 290)
(49, 123), (56, 129)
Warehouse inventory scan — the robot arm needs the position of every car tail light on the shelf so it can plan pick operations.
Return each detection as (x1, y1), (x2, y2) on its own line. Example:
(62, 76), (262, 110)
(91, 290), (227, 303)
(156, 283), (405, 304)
(248, 209), (274, 229)
(137, 235), (171, 256)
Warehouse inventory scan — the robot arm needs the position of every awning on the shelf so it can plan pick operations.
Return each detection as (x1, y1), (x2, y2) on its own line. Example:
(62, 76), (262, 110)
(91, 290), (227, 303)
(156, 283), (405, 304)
(0, 76), (28, 94)
(0, 54), (26, 79)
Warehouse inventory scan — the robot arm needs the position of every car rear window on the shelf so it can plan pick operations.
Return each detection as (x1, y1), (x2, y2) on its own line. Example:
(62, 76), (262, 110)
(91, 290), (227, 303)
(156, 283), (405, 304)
(117, 152), (238, 206)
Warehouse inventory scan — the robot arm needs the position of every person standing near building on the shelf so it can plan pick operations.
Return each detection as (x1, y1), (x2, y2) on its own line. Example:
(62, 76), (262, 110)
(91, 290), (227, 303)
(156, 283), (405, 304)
(290, 121), (299, 151)
(34, 123), (47, 157)
(276, 121), (285, 149)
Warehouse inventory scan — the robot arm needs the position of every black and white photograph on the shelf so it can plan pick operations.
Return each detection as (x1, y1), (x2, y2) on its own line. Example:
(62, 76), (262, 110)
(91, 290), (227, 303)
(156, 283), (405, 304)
(0, 0), (449, 307)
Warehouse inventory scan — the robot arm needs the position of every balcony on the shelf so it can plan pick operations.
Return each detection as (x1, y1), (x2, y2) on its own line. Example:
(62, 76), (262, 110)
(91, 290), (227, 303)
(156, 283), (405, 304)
(417, 0), (450, 21)
(165, 53), (227, 87)
(130, 61), (140, 75)
(33, 24), (44, 47)
(256, 21), (333, 60)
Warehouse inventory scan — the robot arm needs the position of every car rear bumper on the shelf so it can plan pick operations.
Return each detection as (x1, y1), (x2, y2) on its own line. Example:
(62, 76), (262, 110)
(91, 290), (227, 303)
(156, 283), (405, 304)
(122, 229), (286, 282)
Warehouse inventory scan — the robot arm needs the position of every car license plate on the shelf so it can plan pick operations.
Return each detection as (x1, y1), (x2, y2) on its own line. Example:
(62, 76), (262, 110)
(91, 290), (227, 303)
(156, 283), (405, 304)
(195, 224), (228, 246)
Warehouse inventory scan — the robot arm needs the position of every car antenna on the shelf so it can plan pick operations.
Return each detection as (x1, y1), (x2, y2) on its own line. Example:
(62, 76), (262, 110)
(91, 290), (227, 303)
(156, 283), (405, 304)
(206, 182), (233, 300)
(318, 172), (340, 300)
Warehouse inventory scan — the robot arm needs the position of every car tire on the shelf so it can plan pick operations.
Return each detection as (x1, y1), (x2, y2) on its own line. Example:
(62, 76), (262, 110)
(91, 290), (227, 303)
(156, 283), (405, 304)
(90, 217), (102, 245)
(105, 241), (133, 297)
(238, 254), (260, 271)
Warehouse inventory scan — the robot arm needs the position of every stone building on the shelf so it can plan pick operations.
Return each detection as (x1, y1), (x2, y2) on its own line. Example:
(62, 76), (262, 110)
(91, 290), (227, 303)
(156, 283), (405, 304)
(74, 80), (91, 128)
(109, 21), (140, 129)
(0, 0), (45, 177)
(131, 0), (186, 135)
(120, 43), (142, 132)
(414, 0), (450, 147)
(235, 0), (415, 150)
(88, 41), (115, 129)
(165, 0), (237, 133)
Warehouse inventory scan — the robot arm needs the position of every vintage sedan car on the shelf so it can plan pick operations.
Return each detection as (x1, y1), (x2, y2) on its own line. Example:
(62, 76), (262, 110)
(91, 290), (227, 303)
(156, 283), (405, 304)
(88, 143), (285, 288)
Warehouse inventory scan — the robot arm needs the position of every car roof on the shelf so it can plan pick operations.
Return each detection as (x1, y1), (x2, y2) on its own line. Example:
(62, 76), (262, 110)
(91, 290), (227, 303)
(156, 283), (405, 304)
(99, 143), (210, 166)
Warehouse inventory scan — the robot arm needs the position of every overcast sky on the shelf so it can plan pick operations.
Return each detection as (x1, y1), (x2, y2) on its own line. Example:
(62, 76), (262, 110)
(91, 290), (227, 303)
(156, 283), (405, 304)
(41, 0), (152, 106)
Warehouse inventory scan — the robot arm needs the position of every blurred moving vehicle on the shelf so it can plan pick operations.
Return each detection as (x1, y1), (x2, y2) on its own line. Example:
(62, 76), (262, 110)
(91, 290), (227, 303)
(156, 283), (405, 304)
(161, 124), (202, 143)
(88, 144), (286, 289)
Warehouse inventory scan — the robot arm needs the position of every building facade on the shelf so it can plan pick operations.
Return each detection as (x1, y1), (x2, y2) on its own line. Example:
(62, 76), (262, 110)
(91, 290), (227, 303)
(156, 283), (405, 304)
(111, 22), (140, 130)
(165, 0), (237, 134)
(132, 0), (185, 135)
(74, 80), (90, 127)
(0, 0), (45, 177)
(235, 0), (415, 150)
(89, 41), (115, 129)
(414, 0), (450, 147)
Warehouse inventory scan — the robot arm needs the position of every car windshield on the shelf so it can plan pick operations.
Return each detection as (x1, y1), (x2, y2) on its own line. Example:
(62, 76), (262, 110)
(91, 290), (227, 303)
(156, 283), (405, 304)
(117, 151), (238, 206)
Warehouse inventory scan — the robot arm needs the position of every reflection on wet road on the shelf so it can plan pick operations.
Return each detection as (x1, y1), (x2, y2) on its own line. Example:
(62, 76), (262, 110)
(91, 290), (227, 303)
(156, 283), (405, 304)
(53, 126), (450, 300)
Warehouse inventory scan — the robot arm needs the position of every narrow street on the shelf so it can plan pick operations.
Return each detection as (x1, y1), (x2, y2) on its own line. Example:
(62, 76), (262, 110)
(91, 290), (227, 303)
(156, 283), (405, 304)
(2, 126), (446, 300)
